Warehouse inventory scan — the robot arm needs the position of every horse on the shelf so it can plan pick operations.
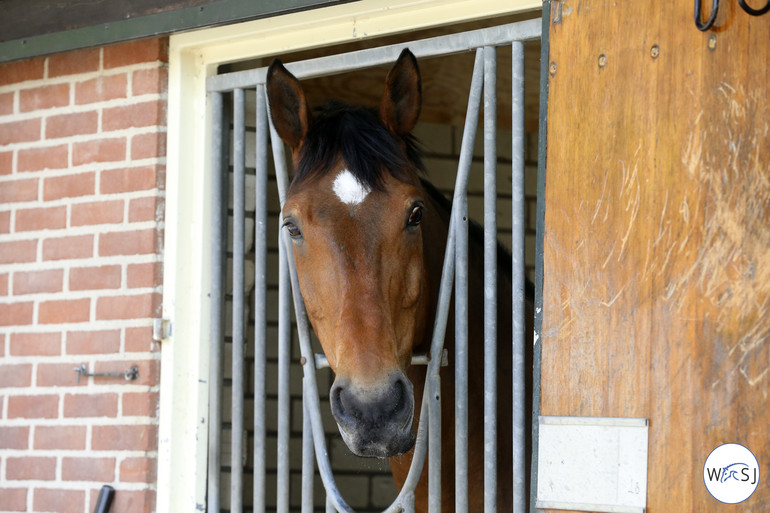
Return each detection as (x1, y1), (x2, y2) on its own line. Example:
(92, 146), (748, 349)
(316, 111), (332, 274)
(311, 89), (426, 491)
(266, 48), (533, 512)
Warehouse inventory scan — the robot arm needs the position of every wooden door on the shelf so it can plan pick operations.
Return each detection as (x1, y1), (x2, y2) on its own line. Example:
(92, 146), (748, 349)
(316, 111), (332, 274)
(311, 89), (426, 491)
(540, 0), (769, 510)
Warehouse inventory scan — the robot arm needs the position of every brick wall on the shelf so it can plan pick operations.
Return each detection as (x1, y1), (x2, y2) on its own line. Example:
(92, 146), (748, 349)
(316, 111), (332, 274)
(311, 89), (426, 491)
(0, 38), (167, 513)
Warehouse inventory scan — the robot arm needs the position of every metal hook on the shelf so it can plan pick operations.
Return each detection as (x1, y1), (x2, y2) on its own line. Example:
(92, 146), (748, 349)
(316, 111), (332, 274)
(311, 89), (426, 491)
(738, 0), (770, 15)
(695, 0), (720, 30)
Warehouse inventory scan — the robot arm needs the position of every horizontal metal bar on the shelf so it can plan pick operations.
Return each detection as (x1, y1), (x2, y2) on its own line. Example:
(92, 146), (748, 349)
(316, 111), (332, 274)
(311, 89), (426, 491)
(312, 350), (448, 370)
(207, 18), (541, 92)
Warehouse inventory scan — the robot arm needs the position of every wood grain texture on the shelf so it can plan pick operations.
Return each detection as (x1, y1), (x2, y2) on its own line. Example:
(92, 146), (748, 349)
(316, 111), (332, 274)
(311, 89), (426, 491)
(540, 1), (769, 511)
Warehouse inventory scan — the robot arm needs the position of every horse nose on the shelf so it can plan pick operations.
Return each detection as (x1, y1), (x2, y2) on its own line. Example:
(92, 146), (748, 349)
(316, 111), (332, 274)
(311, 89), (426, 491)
(331, 372), (412, 428)
(330, 372), (415, 457)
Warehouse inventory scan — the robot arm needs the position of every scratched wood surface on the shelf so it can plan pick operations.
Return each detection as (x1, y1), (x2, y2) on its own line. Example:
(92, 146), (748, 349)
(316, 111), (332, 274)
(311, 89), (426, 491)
(540, 1), (769, 511)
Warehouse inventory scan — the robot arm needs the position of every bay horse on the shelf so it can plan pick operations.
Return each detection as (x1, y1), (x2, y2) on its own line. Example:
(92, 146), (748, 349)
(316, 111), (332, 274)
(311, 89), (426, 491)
(266, 49), (533, 512)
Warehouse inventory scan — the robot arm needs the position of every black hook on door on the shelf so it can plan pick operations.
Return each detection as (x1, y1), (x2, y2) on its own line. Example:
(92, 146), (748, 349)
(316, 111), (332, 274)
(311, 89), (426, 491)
(738, 0), (770, 15)
(695, 0), (720, 30)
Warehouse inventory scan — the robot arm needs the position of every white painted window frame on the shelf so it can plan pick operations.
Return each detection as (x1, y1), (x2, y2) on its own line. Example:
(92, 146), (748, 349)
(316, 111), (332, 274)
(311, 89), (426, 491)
(158, 1), (539, 511)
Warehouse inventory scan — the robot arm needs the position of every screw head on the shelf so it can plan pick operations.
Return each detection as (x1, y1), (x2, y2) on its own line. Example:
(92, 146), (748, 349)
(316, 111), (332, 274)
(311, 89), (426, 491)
(598, 54), (607, 68)
(650, 45), (660, 59)
(708, 35), (717, 51)
(549, 61), (557, 76)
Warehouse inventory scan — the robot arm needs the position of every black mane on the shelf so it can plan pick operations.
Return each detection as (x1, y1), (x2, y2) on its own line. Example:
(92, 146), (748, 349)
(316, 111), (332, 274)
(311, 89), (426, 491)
(292, 100), (424, 190)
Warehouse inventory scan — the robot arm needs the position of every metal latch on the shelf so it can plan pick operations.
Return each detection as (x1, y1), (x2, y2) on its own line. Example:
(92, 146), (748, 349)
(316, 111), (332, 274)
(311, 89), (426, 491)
(74, 364), (139, 384)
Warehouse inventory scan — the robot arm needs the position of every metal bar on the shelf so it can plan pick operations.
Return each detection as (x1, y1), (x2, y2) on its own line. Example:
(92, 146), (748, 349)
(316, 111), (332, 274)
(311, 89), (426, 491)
(254, 84), (269, 513)
(428, 370), (441, 513)
(483, 45), (498, 513)
(207, 90), (226, 513)
(276, 218), (292, 513)
(301, 389), (315, 513)
(454, 189), (469, 513)
(510, 41), (527, 513)
(231, 87), (246, 513)
(207, 19), (541, 92)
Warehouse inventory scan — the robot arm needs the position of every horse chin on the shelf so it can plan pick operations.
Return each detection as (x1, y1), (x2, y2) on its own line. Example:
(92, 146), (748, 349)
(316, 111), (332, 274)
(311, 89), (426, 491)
(337, 424), (416, 459)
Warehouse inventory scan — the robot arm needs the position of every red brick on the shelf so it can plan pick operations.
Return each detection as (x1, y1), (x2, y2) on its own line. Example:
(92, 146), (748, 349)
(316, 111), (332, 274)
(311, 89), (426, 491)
(99, 228), (159, 256)
(34, 489), (85, 513)
(96, 293), (161, 320)
(132, 67), (168, 96)
(34, 425), (87, 450)
(70, 264), (121, 290)
(45, 111), (98, 139)
(0, 91), (14, 115)
(0, 364), (32, 387)
(0, 118), (41, 144)
(48, 48), (100, 78)
(43, 171), (95, 200)
(93, 489), (155, 513)
(0, 426), (29, 449)
(104, 38), (168, 69)
(76, 74), (128, 104)
(0, 272), (8, 294)
(92, 424), (157, 451)
(0, 177), (38, 203)
(100, 165), (160, 194)
(0, 211), (9, 233)
(0, 150), (12, 175)
(0, 488), (27, 511)
(127, 262), (162, 289)
(19, 83), (70, 112)
(63, 392), (117, 418)
(0, 57), (45, 87)
(63, 457), (116, 482)
(0, 240), (37, 264)
(73, 137), (126, 165)
(9, 332), (61, 356)
(66, 329), (121, 354)
(39, 298), (90, 324)
(37, 362), (89, 387)
(42, 234), (93, 260)
(6, 457), (56, 480)
(125, 326), (155, 353)
(13, 269), (63, 295)
(18, 144), (69, 172)
(7, 394), (58, 419)
(70, 199), (123, 226)
(120, 456), (156, 483)
(14, 205), (66, 232)
(123, 391), (159, 417)
(128, 195), (161, 222)
(130, 131), (166, 160)
(103, 101), (166, 131)
(0, 301), (34, 326)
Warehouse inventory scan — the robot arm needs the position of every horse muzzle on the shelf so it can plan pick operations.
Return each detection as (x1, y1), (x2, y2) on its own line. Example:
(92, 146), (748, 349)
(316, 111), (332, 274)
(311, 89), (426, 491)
(330, 371), (415, 458)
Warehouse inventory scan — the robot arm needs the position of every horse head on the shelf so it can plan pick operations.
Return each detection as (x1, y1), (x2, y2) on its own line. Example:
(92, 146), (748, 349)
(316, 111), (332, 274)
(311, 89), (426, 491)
(267, 49), (436, 458)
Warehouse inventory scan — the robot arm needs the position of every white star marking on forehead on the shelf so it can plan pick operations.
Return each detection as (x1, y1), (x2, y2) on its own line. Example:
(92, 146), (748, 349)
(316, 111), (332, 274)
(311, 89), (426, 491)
(332, 169), (371, 206)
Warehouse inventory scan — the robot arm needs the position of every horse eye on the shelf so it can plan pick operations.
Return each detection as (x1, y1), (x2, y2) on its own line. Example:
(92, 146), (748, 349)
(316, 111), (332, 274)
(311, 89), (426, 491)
(407, 205), (423, 228)
(283, 221), (302, 239)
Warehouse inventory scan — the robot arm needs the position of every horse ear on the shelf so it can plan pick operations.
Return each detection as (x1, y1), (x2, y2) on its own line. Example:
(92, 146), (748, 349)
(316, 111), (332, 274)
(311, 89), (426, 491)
(266, 59), (311, 151)
(379, 48), (422, 136)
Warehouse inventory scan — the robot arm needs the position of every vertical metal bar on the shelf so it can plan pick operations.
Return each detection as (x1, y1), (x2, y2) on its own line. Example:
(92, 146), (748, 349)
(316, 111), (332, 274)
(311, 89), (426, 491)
(301, 387), (315, 513)
(455, 190), (469, 513)
(428, 372), (441, 513)
(231, 87), (246, 513)
(510, 41), (527, 513)
(276, 219), (292, 513)
(483, 45), (498, 513)
(207, 90), (226, 513)
(254, 85), (269, 513)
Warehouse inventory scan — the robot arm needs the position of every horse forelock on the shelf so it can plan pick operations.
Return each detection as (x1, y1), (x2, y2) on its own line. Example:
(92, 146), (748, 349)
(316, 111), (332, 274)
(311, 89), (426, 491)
(291, 101), (424, 192)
